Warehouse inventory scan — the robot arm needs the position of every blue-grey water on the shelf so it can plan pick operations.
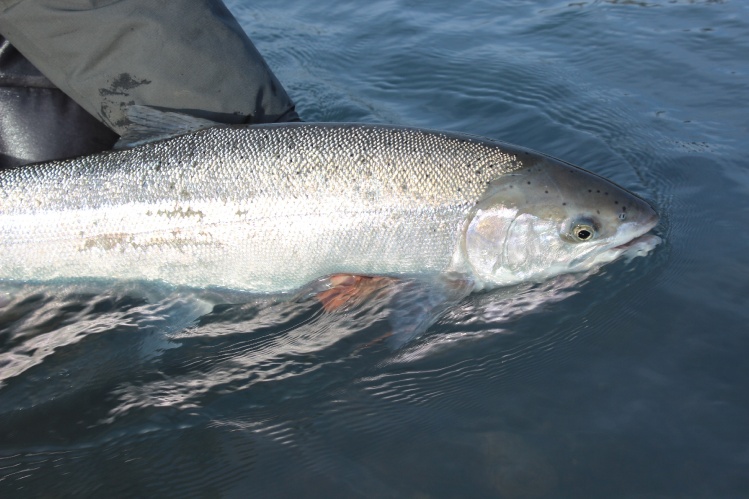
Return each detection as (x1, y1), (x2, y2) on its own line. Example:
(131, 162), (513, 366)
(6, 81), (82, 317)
(1, 0), (748, 497)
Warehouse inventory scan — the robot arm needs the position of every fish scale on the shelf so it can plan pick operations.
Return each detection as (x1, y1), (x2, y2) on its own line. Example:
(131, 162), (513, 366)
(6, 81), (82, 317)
(0, 124), (528, 291)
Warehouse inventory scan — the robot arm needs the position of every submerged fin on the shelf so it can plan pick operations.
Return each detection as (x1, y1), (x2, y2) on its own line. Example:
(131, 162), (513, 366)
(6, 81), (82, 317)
(303, 273), (475, 348)
(384, 273), (474, 347)
(315, 274), (397, 312)
(114, 105), (223, 149)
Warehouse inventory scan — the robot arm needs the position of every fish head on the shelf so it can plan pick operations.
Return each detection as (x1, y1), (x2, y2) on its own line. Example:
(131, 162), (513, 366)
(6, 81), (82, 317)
(462, 154), (660, 289)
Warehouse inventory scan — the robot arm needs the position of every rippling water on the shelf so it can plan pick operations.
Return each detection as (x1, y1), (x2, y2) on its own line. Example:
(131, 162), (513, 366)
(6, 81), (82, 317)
(2, 0), (748, 497)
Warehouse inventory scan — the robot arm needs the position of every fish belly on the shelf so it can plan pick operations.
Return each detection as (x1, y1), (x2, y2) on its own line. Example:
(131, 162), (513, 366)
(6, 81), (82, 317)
(0, 200), (466, 291)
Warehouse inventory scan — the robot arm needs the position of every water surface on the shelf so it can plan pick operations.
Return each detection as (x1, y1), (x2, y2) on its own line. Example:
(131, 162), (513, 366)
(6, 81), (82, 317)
(2, 0), (748, 497)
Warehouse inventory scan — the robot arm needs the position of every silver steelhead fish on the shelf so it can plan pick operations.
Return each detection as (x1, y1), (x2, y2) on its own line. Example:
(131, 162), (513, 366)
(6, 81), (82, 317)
(0, 122), (659, 292)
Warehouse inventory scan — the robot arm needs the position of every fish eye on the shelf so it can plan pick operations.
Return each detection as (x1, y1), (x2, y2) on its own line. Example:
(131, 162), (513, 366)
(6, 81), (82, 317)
(573, 223), (595, 241)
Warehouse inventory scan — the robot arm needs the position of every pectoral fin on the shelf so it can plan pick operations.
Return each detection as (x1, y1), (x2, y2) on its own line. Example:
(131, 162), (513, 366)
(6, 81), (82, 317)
(302, 273), (475, 347)
(315, 274), (397, 312)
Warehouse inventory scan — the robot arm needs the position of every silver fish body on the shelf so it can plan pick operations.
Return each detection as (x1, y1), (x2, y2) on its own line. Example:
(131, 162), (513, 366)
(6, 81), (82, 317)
(0, 123), (658, 292)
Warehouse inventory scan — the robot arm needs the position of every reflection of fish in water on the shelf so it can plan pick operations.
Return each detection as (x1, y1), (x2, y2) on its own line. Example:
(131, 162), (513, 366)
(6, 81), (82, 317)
(0, 107), (659, 296)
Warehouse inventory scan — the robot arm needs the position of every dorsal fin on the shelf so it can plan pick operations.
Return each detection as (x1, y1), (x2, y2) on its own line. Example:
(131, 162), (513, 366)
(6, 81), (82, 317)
(114, 105), (223, 149)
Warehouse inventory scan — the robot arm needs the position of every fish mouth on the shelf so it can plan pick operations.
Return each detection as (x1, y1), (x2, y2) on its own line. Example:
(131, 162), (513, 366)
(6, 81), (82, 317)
(613, 233), (654, 251)
(612, 232), (662, 260)
(611, 213), (660, 251)
(606, 212), (661, 262)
